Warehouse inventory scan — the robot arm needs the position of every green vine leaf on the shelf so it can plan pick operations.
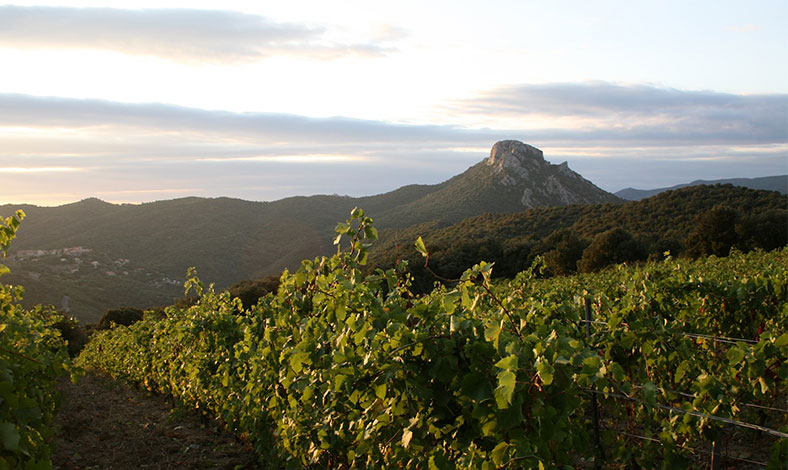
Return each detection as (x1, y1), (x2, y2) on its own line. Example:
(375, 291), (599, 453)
(414, 236), (428, 257)
(0, 422), (20, 451)
(494, 370), (517, 408)
(536, 358), (555, 386)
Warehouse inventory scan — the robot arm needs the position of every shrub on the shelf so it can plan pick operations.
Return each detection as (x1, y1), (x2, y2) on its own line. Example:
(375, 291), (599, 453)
(226, 275), (280, 310)
(53, 316), (89, 357)
(96, 307), (144, 330)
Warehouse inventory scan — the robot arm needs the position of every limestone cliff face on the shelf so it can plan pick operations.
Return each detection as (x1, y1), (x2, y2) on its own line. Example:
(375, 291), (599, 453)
(486, 141), (544, 184)
(485, 140), (617, 209)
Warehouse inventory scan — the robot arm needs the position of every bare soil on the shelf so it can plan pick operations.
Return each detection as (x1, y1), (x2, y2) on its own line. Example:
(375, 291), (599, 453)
(53, 373), (262, 470)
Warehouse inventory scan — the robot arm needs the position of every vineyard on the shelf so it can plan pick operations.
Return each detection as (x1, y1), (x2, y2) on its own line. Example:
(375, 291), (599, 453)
(1, 211), (71, 469)
(2, 208), (787, 469)
(75, 210), (787, 469)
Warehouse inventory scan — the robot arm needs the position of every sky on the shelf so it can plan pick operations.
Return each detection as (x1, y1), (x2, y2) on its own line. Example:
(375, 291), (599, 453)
(1, 0), (786, 206)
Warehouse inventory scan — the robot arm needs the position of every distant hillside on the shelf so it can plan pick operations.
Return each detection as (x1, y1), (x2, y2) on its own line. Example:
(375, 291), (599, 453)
(615, 175), (787, 201)
(0, 140), (619, 322)
(367, 184), (788, 291)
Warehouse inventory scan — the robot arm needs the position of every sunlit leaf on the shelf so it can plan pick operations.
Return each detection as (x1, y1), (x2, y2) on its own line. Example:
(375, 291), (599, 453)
(536, 359), (554, 386)
(494, 371), (516, 408)
(415, 237), (428, 257)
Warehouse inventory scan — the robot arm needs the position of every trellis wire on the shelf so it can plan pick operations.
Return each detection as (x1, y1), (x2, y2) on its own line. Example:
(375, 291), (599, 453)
(602, 428), (769, 467)
(585, 389), (788, 439)
(627, 384), (788, 414)
(576, 318), (759, 344)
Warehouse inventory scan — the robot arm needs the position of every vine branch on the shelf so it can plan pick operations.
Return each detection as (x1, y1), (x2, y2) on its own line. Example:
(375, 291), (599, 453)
(0, 345), (44, 364)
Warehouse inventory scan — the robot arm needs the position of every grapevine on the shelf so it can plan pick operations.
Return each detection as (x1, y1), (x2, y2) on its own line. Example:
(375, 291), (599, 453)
(1, 211), (71, 470)
(77, 210), (788, 469)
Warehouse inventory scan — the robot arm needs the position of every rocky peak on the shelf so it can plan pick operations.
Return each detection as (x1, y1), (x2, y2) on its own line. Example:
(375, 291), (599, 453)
(486, 140), (545, 173)
(480, 140), (618, 208)
(485, 140), (547, 186)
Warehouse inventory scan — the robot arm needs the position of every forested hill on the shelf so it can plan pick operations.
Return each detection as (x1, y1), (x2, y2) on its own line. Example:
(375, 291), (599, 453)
(0, 141), (616, 264)
(367, 184), (788, 291)
(0, 141), (620, 322)
(615, 174), (788, 201)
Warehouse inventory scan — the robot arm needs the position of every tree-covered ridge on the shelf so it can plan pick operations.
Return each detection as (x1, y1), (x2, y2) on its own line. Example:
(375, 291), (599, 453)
(368, 184), (787, 291)
(616, 174), (788, 201)
(76, 211), (788, 468)
(0, 141), (621, 322)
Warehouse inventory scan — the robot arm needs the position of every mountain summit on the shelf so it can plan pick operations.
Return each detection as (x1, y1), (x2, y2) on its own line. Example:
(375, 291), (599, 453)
(484, 140), (617, 208)
(487, 140), (545, 175)
(376, 140), (620, 227)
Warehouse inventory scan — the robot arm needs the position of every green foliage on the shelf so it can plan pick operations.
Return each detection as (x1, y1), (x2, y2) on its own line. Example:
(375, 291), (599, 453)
(368, 184), (787, 290)
(577, 228), (647, 273)
(741, 208), (788, 251)
(96, 307), (144, 330)
(0, 211), (24, 278)
(0, 211), (24, 255)
(226, 276), (280, 310)
(539, 229), (588, 276)
(0, 211), (70, 469)
(53, 316), (89, 358)
(685, 206), (741, 257)
(77, 209), (788, 468)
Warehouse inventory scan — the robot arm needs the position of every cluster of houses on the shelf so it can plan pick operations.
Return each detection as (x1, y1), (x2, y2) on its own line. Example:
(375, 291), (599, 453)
(13, 246), (92, 260)
(13, 247), (134, 277)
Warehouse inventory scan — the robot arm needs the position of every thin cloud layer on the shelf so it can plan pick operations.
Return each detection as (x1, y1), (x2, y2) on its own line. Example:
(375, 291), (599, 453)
(0, 6), (393, 63)
(449, 82), (788, 145)
(1, 89), (786, 205)
(0, 94), (498, 148)
(0, 93), (505, 203)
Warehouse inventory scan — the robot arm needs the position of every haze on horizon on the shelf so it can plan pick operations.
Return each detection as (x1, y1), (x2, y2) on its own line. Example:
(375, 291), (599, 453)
(1, 0), (786, 207)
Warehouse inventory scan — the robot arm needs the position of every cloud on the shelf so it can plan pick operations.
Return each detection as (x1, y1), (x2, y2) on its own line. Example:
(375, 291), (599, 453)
(1, 89), (786, 205)
(447, 82), (788, 145)
(0, 93), (506, 200)
(0, 6), (395, 63)
(0, 93), (499, 146)
(723, 23), (760, 33)
(368, 24), (409, 42)
(0, 93), (507, 204)
(0, 166), (79, 173)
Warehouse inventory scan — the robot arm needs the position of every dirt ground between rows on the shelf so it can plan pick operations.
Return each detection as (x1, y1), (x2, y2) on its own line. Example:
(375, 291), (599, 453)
(50, 373), (779, 469)
(53, 373), (262, 470)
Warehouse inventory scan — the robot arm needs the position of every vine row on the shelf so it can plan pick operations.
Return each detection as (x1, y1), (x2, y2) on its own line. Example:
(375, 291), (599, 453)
(77, 209), (787, 469)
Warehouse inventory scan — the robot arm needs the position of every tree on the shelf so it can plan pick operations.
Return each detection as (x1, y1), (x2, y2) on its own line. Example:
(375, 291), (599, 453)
(739, 209), (788, 252)
(538, 229), (588, 276)
(227, 275), (281, 310)
(685, 206), (741, 258)
(578, 228), (646, 273)
(96, 307), (144, 330)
